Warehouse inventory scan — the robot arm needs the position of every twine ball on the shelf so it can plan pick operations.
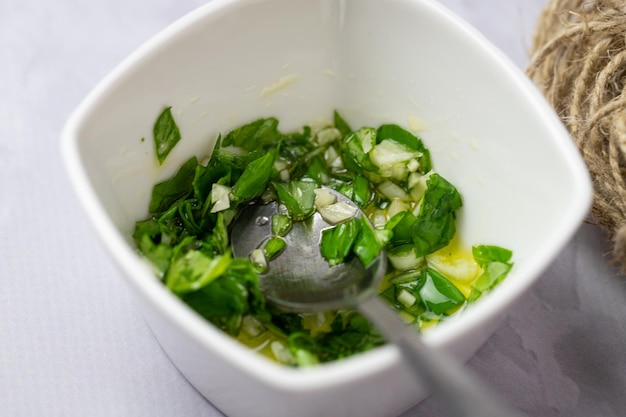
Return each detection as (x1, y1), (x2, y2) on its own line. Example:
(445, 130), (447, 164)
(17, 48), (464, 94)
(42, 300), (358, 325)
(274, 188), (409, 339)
(527, 0), (626, 272)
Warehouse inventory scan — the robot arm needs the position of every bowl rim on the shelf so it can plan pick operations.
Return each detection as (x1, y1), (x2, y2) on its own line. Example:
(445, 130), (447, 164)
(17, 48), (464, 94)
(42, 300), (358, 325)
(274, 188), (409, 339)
(60, 0), (593, 390)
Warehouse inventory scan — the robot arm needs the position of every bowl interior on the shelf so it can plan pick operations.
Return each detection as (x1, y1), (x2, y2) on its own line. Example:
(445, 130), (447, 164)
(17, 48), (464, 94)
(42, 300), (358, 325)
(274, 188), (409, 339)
(64, 0), (591, 385)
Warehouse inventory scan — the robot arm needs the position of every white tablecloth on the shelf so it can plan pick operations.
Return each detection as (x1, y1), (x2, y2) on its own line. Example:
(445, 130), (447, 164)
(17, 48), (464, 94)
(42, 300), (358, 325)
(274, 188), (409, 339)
(2, 0), (625, 416)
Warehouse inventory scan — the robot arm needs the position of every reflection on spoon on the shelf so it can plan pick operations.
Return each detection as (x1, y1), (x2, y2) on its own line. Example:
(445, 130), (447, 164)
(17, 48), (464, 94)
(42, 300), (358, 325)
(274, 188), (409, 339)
(231, 188), (525, 417)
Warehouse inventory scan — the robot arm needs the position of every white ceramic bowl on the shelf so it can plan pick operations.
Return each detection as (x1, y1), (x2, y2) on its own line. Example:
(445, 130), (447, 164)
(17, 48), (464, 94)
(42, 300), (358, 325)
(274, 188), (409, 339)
(61, 0), (592, 416)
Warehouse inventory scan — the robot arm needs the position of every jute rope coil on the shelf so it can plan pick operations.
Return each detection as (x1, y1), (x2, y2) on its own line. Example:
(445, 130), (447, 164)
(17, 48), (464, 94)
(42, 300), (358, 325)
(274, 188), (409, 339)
(527, 0), (626, 272)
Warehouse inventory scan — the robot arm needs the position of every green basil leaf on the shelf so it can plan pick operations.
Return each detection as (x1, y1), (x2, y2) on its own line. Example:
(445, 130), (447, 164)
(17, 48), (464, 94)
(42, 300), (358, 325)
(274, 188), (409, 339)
(339, 128), (378, 174)
(136, 234), (172, 278)
(153, 201), (187, 243)
(182, 258), (267, 333)
(472, 245), (513, 267)
(231, 149), (277, 203)
(264, 236), (286, 260)
(153, 107), (182, 165)
(472, 261), (512, 293)
(133, 217), (161, 242)
(206, 212), (229, 255)
(333, 110), (352, 138)
(304, 155), (331, 185)
(320, 217), (361, 266)
(354, 216), (386, 267)
(222, 117), (281, 151)
(411, 214), (456, 257)
(288, 332), (321, 367)
(411, 174), (462, 257)
(165, 250), (232, 294)
(285, 313), (382, 364)
(207, 136), (263, 181)
(176, 198), (202, 235)
(149, 156), (197, 215)
(271, 214), (293, 236)
(282, 125), (313, 146)
(386, 210), (418, 247)
(418, 268), (465, 315)
(195, 137), (233, 203)
(420, 173), (463, 214)
(273, 180), (317, 221)
(352, 175), (371, 207)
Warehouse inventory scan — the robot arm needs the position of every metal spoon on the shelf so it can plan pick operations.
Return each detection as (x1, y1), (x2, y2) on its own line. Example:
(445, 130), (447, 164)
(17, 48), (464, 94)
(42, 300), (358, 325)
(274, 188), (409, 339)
(231, 189), (525, 417)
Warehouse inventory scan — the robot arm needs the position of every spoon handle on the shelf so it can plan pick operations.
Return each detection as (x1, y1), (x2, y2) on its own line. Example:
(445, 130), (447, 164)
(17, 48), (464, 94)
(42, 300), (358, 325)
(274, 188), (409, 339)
(358, 296), (526, 417)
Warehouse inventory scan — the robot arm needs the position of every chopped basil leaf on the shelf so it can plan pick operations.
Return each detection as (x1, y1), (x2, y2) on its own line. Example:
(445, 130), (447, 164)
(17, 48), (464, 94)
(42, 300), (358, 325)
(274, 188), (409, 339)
(387, 211), (418, 248)
(352, 175), (372, 207)
(231, 149), (277, 203)
(222, 117), (281, 151)
(271, 214), (292, 236)
(285, 313), (383, 365)
(353, 216), (388, 267)
(263, 236), (286, 260)
(468, 245), (514, 302)
(182, 258), (266, 335)
(149, 156), (197, 215)
(166, 250), (232, 294)
(333, 110), (352, 138)
(136, 233), (172, 277)
(412, 174), (462, 257)
(339, 127), (379, 174)
(472, 245), (513, 267)
(320, 217), (361, 266)
(153, 107), (182, 165)
(272, 180), (317, 221)
(319, 213), (389, 268)
(304, 156), (331, 185)
(418, 268), (465, 315)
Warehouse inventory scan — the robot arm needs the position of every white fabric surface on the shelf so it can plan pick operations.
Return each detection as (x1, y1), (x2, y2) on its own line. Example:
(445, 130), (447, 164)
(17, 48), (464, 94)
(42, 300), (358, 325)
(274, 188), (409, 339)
(2, 0), (625, 416)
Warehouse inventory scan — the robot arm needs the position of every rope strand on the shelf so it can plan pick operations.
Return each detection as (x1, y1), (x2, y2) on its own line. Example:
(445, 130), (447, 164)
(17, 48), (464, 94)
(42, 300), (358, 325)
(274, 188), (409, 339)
(527, 0), (626, 272)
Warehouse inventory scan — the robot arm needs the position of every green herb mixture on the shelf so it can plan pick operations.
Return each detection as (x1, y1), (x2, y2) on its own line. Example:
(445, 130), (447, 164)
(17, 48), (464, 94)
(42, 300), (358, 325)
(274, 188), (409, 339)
(133, 108), (513, 367)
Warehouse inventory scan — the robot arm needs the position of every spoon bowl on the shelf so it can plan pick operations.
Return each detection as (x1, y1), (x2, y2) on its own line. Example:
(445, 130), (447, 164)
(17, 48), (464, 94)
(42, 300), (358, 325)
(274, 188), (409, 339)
(231, 188), (525, 417)
(231, 192), (385, 312)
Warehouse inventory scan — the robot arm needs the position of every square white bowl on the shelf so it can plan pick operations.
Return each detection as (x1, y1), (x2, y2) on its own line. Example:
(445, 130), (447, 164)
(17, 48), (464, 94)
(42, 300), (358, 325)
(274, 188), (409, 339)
(61, 0), (592, 416)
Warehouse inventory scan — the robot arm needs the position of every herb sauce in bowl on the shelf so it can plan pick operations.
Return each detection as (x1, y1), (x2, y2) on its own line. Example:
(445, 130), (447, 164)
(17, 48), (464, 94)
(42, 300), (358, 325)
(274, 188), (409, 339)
(133, 109), (513, 366)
